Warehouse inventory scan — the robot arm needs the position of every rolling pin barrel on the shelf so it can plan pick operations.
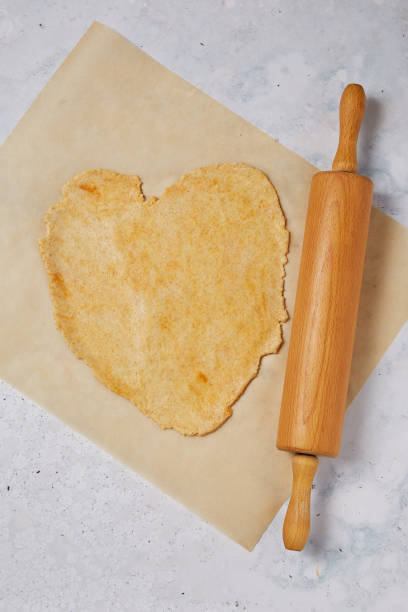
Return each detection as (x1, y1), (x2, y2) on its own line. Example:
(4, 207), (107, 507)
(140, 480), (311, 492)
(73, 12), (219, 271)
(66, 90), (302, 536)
(277, 84), (373, 551)
(277, 170), (373, 457)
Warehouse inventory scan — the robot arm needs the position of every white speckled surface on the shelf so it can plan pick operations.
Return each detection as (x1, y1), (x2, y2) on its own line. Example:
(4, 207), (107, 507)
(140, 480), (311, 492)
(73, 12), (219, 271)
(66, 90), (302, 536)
(1, 1), (407, 610)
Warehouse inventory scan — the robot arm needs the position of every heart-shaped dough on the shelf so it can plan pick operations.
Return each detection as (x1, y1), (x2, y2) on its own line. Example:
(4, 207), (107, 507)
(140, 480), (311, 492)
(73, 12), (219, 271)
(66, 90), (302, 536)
(39, 163), (289, 435)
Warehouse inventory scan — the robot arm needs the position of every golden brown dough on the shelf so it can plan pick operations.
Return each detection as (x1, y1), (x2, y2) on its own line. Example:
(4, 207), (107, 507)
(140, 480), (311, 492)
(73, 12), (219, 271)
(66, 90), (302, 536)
(39, 164), (289, 435)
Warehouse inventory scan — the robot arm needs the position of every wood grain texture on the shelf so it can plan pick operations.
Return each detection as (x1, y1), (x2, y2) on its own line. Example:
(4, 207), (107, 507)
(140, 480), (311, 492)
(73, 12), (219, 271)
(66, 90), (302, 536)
(277, 171), (373, 457)
(283, 454), (318, 551)
(332, 84), (366, 173)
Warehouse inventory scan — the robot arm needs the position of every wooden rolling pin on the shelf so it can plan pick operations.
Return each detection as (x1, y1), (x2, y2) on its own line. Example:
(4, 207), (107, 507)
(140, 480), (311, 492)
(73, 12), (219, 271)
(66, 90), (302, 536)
(276, 84), (373, 551)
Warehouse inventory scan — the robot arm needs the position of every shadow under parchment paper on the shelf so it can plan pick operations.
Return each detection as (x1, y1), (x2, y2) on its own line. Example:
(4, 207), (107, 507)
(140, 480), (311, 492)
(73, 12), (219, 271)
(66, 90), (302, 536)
(0, 22), (407, 550)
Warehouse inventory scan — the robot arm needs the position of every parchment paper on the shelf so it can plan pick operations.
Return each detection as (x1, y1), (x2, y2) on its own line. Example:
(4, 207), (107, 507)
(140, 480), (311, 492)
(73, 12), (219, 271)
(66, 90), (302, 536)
(1, 22), (407, 550)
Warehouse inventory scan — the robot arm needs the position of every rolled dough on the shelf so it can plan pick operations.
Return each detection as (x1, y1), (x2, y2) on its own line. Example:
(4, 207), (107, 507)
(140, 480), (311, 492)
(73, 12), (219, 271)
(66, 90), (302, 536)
(39, 164), (289, 435)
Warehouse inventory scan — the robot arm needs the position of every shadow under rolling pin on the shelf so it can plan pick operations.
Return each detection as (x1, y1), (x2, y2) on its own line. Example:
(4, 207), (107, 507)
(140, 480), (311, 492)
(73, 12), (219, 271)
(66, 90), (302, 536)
(276, 84), (373, 551)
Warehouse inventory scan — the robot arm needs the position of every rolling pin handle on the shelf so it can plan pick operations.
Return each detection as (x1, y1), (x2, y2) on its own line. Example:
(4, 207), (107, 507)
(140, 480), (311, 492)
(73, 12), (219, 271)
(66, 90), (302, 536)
(332, 83), (366, 173)
(283, 453), (319, 551)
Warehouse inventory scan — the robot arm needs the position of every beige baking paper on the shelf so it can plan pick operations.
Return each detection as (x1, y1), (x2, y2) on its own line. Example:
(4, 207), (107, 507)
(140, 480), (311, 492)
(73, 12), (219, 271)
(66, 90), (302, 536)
(1, 22), (407, 550)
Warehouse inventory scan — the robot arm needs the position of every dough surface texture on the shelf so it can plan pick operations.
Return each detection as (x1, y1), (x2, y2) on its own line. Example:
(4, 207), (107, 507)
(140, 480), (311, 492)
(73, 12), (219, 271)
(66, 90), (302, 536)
(39, 164), (289, 435)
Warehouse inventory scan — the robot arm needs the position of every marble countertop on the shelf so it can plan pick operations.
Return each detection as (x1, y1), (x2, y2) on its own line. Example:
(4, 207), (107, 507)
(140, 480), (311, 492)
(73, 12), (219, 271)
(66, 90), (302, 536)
(1, 1), (407, 610)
